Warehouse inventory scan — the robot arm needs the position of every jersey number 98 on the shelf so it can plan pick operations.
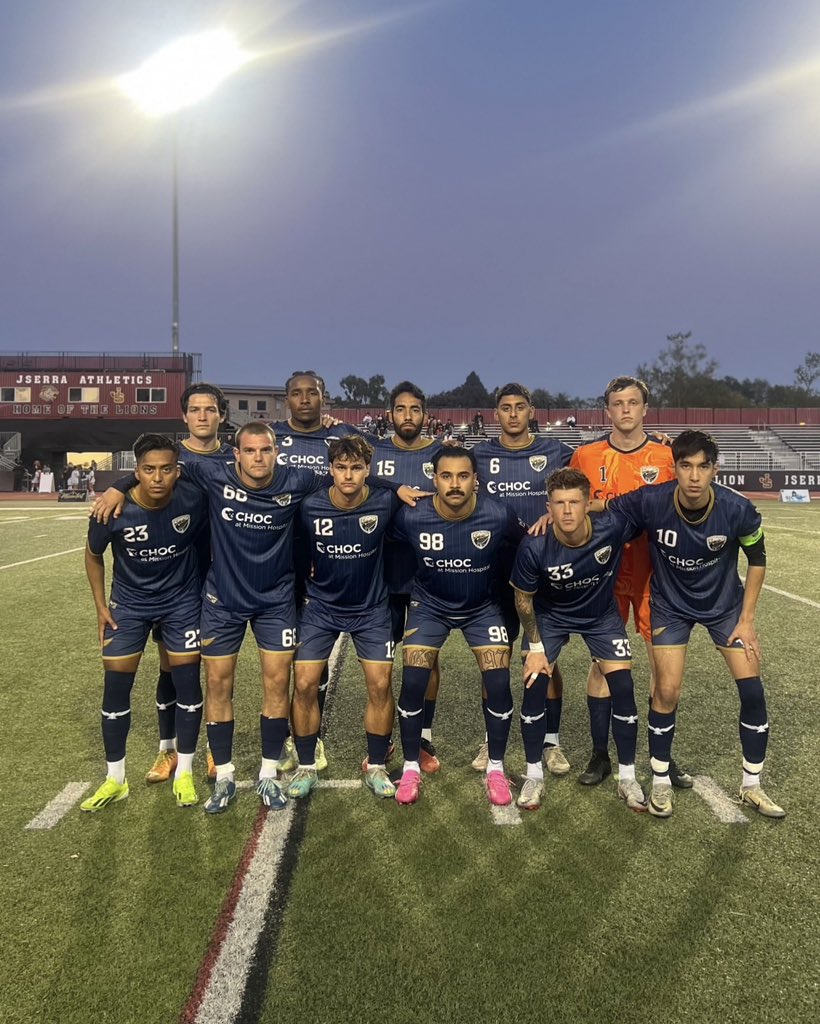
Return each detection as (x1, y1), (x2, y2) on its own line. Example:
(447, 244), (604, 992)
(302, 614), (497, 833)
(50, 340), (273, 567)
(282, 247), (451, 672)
(419, 532), (444, 551)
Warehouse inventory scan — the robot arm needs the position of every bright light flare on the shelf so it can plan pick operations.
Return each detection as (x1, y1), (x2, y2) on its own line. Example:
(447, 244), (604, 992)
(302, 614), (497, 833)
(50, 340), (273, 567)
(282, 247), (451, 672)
(117, 30), (251, 117)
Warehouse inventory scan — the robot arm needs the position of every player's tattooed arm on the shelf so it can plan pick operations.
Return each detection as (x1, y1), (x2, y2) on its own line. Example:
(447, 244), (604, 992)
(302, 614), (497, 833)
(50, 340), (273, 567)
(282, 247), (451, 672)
(404, 646), (438, 669)
(514, 588), (552, 687)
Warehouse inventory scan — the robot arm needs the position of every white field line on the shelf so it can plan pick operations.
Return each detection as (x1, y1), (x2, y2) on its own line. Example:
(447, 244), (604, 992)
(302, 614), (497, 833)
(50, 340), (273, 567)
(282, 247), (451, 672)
(0, 546), (85, 571)
(25, 782), (91, 830)
(194, 805), (295, 1024)
(762, 524), (820, 536)
(491, 803), (522, 826)
(762, 584), (820, 609)
(692, 775), (749, 824)
(0, 517), (30, 524)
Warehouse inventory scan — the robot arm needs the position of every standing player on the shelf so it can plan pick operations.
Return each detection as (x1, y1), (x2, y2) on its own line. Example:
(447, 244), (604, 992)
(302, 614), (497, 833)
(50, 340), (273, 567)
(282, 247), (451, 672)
(145, 382), (232, 785)
(391, 448), (527, 806)
(569, 376), (686, 788)
(289, 436), (400, 799)
(511, 469), (646, 812)
(370, 381), (444, 772)
(82, 435), (208, 810)
(471, 383), (573, 773)
(608, 431), (784, 818)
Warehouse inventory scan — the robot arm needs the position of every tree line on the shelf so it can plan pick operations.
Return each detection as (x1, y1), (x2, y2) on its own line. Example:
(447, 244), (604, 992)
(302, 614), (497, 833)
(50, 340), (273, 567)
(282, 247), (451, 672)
(332, 335), (820, 409)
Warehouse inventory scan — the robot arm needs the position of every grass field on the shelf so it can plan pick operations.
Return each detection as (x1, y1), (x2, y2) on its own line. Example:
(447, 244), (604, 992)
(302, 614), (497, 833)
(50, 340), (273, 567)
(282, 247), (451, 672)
(2, 498), (819, 1024)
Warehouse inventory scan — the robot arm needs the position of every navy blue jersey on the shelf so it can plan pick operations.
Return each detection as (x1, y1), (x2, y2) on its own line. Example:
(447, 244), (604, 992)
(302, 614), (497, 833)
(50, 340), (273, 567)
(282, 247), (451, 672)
(472, 434), (574, 527)
(610, 482), (764, 619)
(183, 458), (325, 614)
(370, 436), (444, 594)
(269, 420), (360, 478)
(87, 479), (207, 616)
(392, 493), (527, 614)
(511, 511), (640, 627)
(177, 439), (234, 581)
(300, 486), (400, 612)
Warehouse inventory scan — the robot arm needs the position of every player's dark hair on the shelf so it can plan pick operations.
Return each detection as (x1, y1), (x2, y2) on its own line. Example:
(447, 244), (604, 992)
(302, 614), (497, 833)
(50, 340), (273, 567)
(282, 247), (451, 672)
(547, 467), (591, 499)
(495, 383), (532, 406)
(133, 433), (179, 462)
(180, 382), (228, 416)
(328, 435), (373, 465)
(389, 380), (426, 412)
(604, 376), (649, 405)
(432, 446), (477, 473)
(672, 430), (719, 465)
(286, 370), (326, 397)
(235, 421), (276, 446)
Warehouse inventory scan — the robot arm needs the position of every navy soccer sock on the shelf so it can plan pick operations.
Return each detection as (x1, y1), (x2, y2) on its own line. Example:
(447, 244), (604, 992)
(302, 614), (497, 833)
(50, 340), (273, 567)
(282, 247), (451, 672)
(520, 673), (548, 764)
(648, 707), (676, 777)
(605, 669), (638, 767)
(397, 666), (430, 763)
(422, 699), (437, 731)
(365, 731), (392, 766)
(101, 670), (135, 763)
(544, 697), (562, 744)
(736, 676), (769, 777)
(294, 732), (319, 766)
(155, 670), (176, 741)
(206, 720), (235, 767)
(482, 668), (514, 763)
(260, 715), (290, 762)
(587, 695), (612, 754)
(170, 662), (203, 756)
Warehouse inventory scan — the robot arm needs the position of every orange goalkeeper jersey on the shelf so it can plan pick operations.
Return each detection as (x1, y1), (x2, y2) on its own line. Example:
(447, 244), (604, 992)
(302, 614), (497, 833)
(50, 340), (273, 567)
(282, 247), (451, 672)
(570, 434), (675, 591)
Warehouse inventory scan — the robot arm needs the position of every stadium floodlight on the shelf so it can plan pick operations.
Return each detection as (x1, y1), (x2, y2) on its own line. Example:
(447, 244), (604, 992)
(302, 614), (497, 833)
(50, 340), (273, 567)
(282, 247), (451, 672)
(117, 30), (250, 118)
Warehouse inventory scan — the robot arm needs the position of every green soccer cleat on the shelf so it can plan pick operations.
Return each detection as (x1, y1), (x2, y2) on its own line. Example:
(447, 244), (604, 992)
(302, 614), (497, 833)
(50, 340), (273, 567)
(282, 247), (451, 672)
(81, 778), (129, 813)
(363, 765), (396, 799)
(739, 785), (786, 819)
(286, 767), (318, 799)
(172, 771), (198, 807)
(314, 738), (328, 772)
(278, 737), (298, 772)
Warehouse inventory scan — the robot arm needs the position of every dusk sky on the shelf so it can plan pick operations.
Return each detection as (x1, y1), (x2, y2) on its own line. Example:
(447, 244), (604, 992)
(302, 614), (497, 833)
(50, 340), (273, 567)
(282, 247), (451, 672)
(3, 1), (820, 400)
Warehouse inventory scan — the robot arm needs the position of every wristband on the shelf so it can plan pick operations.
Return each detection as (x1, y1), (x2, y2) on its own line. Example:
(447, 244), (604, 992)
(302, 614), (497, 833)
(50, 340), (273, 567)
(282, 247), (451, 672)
(527, 641), (545, 654)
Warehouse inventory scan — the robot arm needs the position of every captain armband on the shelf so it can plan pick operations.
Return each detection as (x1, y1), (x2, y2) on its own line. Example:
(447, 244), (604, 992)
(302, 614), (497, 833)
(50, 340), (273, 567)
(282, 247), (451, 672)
(739, 532), (766, 567)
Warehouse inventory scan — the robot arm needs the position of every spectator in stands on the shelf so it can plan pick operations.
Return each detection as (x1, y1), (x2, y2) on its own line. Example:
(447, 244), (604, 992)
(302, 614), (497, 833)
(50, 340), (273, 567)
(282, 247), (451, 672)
(12, 458), (25, 491)
(444, 419), (454, 439)
(362, 413), (373, 433)
(473, 412), (486, 436)
(529, 415), (540, 433)
(31, 460), (42, 492)
(566, 414), (577, 429)
(67, 466), (81, 492)
(87, 461), (97, 498)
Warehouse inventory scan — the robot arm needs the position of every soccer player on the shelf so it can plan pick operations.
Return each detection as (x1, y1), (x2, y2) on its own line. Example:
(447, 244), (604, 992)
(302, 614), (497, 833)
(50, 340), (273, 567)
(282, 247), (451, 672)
(82, 434), (208, 811)
(471, 383), (573, 774)
(391, 447), (527, 806)
(569, 376), (685, 787)
(146, 382), (232, 785)
(608, 430), (784, 818)
(289, 436), (400, 799)
(511, 468), (646, 813)
(370, 381), (444, 772)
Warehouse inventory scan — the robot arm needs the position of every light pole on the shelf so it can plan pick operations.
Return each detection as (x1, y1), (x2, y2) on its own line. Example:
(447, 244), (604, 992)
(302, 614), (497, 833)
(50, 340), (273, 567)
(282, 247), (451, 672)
(117, 30), (250, 354)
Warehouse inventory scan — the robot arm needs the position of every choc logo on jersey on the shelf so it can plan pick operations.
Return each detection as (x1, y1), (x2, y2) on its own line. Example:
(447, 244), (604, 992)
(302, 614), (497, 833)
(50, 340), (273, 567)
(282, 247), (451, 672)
(707, 535), (727, 551)
(594, 545), (613, 564)
(172, 515), (191, 534)
(641, 466), (660, 484)
(529, 455), (548, 473)
(359, 515), (379, 534)
(471, 530), (491, 549)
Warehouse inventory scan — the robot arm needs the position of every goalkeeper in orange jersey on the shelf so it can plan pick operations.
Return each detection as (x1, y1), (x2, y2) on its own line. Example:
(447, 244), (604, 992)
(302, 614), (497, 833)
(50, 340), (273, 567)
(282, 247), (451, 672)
(567, 376), (692, 789)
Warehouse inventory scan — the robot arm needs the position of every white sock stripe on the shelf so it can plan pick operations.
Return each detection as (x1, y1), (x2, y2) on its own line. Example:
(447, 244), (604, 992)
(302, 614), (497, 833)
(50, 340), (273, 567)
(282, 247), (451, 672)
(740, 720), (769, 733)
(177, 701), (204, 712)
(156, 700), (177, 710)
(101, 708), (131, 720)
(397, 704), (423, 719)
(520, 710), (545, 724)
(487, 706), (514, 721)
(613, 713), (639, 724)
(648, 723), (675, 735)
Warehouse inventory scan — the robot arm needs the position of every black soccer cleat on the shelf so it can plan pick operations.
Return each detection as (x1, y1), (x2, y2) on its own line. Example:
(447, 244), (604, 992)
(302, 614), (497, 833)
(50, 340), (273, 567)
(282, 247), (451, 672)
(578, 750), (612, 786)
(669, 758), (694, 789)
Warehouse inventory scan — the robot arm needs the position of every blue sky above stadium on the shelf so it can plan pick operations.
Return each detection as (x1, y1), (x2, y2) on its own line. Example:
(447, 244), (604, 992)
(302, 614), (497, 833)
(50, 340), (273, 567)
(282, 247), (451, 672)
(2, 0), (820, 399)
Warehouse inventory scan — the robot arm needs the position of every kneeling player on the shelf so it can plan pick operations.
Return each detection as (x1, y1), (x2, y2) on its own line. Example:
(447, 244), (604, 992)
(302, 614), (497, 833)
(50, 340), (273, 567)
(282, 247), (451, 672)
(608, 431), (784, 818)
(512, 468), (646, 812)
(391, 448), (527, 806)
(289, 436), (400, 799)
(82, 435), (208, 811)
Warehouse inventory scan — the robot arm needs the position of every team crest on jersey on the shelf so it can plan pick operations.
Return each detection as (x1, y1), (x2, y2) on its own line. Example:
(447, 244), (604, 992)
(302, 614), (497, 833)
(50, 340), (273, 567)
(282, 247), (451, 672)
(529, 455), (548, 473)
(422, 462), (434, 479)
(171, 515), (191, 534)
(640, 466), (660, 484)
(273, 493), (292, 507)
(707, 535), (727, 551)
(471, 530), (491, 549)
(594, 545), (613, 564)
(359, 515), (379, 534)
